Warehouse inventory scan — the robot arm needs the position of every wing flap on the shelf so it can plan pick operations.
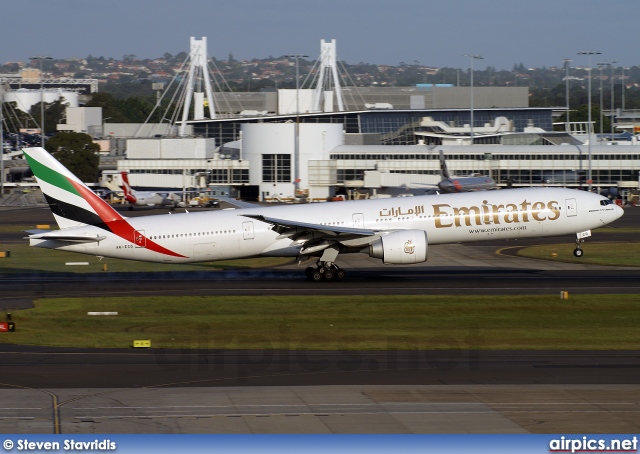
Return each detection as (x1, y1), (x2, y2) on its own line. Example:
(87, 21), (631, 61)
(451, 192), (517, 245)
(242, 214), (377, 238)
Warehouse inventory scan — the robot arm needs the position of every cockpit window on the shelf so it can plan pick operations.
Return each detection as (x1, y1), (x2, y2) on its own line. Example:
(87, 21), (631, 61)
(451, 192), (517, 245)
(600, 199), (614, 206)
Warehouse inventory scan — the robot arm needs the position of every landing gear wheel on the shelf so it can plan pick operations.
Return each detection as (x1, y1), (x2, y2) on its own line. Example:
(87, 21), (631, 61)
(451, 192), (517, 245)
(304, 260), (345, 282)
(573, 248), (584, 258)
(305, 267), (315, 279)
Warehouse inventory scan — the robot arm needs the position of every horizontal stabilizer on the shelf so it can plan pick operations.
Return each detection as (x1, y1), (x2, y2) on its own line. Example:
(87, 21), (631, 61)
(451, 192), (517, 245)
(25, 230), (107, 243)
(23, 229), (52, 235)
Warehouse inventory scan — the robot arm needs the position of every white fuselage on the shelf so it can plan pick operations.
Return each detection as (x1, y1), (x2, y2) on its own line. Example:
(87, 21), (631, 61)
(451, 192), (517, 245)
(31, 188), (622, 263)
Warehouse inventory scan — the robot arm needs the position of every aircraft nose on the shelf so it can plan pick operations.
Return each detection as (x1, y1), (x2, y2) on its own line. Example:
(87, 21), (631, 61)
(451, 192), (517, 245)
(614, 203), (624, 221)
(604, 203), (625, 225)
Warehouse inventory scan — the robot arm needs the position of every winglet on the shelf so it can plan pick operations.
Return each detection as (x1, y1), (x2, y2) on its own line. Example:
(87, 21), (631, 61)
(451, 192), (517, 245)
(216, 195), (261, 209)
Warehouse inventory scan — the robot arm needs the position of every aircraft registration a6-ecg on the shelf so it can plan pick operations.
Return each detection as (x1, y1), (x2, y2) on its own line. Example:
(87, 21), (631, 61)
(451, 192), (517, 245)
(23, 147), (623, 281)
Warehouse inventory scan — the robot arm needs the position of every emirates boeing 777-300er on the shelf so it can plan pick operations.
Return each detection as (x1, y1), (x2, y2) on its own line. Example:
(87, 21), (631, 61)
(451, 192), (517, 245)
(23, 147), (623, 281)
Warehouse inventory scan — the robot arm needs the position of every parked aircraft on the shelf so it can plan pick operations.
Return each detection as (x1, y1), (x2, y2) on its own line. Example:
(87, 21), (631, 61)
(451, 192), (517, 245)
(397, 151), (497, 196)
(120, 172), (179, 210)
(436, 150), (497, 193)
(23, 147), (623, 281)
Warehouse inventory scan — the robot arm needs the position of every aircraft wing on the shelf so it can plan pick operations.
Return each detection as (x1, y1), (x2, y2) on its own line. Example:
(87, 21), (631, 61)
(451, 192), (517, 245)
(24, 230), (107, 243)
(241, 214), (378, 244)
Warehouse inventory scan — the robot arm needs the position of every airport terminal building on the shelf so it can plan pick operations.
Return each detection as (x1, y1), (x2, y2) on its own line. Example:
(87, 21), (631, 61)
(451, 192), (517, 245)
(19, 78), (635, 202)
(95, 77), (638, 201)
(111, 106), (640, 203)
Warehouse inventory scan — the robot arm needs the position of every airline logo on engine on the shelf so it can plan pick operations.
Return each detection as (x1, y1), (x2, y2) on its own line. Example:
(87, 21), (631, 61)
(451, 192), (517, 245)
(404, 240), (415, 254)
(432, 199), (561, 229)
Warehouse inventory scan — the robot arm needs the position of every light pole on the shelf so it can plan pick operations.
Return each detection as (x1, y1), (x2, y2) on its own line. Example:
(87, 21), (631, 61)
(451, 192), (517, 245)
(464, 54), (483, 144)
(610, 60), (617, 139)
(30, 56), (52, 147)
(622, 67), (629, 112)
(563, 76), (581, 133)
(597, 62), (606, 141)
(563, 58), (572, 130)
(103, 117), (112, 138)
(578, 51), (601, 192)
(285, 53), (308, 197)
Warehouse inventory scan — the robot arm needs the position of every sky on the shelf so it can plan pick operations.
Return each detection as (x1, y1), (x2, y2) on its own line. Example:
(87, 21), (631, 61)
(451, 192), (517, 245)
(1, 0), (636, 71)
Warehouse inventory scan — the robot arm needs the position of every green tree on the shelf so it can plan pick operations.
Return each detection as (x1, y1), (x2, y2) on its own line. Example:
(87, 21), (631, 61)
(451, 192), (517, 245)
(120, 96), (156, 122)
(29, 99), (68, 135)
(45, 132), (100, 183)
(85, 92), (129, 122)
(559, 104), (611, 134)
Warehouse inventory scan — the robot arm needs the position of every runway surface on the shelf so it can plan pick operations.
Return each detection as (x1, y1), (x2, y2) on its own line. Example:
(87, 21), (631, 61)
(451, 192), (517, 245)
(0, 205), (639, 433)
(1, 266), (640, 312)
(4, 384), (640, 434)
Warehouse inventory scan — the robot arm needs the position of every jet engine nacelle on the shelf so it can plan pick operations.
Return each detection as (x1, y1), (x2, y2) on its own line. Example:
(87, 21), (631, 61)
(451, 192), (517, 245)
(368, 229), (428, 264)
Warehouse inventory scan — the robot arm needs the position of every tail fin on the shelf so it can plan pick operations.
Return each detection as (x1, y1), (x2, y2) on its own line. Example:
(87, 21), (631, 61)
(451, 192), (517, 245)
(23, 147), (126, 230)
(439, 150), (451, 180)
(120, 171), (137, 204)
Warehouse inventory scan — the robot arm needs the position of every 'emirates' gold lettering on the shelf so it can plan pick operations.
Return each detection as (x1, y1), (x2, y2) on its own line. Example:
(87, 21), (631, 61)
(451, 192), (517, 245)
(433, 200), (561, 228)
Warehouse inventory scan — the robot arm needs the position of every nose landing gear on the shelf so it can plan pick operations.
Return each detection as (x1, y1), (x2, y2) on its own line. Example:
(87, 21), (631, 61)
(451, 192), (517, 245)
(573, 230), (591, 257)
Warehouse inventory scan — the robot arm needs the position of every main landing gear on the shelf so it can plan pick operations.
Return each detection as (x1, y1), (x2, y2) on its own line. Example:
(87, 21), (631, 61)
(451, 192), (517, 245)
(305, 262), (346, 282)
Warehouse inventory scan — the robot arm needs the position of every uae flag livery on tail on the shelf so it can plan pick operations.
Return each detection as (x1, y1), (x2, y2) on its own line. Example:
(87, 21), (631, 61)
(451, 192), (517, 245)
(23, 147), (185, 258)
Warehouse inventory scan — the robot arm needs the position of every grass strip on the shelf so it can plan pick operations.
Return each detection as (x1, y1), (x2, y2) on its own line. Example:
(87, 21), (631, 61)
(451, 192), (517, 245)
(0, 242), (292, 273)
(517, 242), (640, 266)
(2, 294), (640, 350)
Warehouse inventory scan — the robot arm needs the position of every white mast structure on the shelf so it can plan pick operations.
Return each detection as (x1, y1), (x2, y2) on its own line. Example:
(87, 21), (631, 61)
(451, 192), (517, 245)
(312, 39), (345, 112)
(179, 37), (216, 137)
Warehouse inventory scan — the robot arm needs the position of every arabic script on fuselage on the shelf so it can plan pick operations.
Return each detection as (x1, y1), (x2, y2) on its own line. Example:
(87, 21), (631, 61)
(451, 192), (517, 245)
(379, 205), (425, 218)
(378, 200), (561, 228)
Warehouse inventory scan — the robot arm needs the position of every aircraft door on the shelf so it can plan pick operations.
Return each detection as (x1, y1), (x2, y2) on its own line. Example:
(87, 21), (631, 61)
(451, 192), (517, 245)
(134, 230), (146, 248)
(242, 221), (255, 240)
(353, 213), (364, 229)
(565, 198), (577, 217)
